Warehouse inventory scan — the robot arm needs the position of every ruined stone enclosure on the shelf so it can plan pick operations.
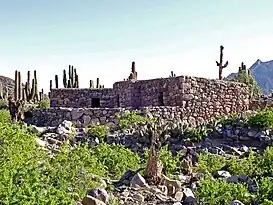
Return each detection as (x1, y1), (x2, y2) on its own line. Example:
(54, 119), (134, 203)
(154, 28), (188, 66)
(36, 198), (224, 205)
(49, 75), (250, 119)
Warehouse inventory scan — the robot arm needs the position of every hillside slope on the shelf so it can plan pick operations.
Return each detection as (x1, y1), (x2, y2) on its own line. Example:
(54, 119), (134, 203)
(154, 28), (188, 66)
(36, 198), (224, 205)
(227, 59), (273, 95)
(0, 75), (15, 98)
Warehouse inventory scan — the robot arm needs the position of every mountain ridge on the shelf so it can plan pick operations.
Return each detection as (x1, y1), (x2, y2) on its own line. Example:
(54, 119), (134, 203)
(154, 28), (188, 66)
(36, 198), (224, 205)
(226, 59), (273, 95)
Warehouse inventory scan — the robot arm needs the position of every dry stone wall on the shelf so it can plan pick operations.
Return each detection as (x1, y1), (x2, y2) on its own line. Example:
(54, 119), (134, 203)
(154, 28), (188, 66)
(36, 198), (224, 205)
(32, 104), (247, 128)
(40, 75), (250, 127)
(50, 88), (117, 108)
(51, 75), (250, 110)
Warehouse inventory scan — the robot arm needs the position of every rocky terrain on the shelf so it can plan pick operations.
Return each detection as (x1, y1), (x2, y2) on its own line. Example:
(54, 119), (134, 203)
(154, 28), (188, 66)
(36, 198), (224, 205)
(29, 109), (273, 205)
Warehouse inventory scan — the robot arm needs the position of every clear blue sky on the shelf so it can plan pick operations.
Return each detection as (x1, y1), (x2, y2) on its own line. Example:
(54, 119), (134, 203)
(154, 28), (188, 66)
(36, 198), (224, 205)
(1, 0), (273, 92)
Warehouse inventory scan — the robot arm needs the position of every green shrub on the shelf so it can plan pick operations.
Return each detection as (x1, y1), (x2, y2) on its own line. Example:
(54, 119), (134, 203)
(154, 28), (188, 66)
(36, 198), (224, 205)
(0, 123), (106, 204)
(183, 126), (210, 142)
(37, 99), (50, 108)
(116, 110), (151, 129)
(257, 177), (273, 202)
(228, 149), (259, 177)
(0, 99), (8, 110)
(91, 143), (141, 179)
(196, 176), (252, 205)
(0, 122), (142, 203)
(86, 124), (109, 142)
(248, 108), (273, 129)
(256, 146), (273, 177)
(0, 109), (10, 123)
(196, 152), (227, 174)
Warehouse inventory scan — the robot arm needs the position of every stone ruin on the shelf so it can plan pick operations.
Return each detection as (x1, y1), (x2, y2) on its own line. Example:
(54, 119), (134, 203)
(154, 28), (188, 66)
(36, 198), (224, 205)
(31, 62), (251, 127)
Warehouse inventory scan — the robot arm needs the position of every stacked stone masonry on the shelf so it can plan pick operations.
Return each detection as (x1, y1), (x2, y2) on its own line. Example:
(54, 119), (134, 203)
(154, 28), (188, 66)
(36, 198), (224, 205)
(51, 75), (250, 109)
(34, 75), (250, 127)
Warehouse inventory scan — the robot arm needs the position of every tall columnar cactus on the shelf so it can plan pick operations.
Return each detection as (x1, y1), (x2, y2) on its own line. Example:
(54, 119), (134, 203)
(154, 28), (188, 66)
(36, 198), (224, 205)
(90, 80), (94, 88)
(63, 70), (67, 88)
(25, 71), (31, 99)
(128, 61), (137, 80)
(18, 71), (22, 100)
(96, 78), (99, 88)
(62, 65), (79, 88)
(216, 45), (228, 80)
(14, 70), (22, 101)
(0, 84), (3, 99)
(14, 70), (43, 103)
(55, 75), (59, 88)
(14, 70), (18, 101)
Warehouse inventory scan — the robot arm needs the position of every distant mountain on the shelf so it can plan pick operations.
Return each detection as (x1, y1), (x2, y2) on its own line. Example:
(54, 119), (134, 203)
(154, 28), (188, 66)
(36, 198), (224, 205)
(0, 75), (15, 97)
(226, 59), (273, 95)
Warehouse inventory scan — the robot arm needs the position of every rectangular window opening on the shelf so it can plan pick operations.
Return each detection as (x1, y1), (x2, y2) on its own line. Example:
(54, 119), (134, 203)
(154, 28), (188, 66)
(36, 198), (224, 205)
(91, 98), (100, 108)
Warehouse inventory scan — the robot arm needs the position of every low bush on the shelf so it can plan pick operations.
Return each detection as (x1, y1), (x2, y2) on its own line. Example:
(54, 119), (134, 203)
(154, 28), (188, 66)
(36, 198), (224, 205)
(195, 147), (273, 204)
(196, 176), (252, 204)
(0, 109), (10, 123)
(0, 122), (142, 203)
(37, 99), (50, 108)
(91, 143), (141, 179)
(183, 125), (210, 142)
(248, 108), (273, 129)
(116, 110), (152, 129)
(86, 124), (109, 142)
(0, 99), (8, 109)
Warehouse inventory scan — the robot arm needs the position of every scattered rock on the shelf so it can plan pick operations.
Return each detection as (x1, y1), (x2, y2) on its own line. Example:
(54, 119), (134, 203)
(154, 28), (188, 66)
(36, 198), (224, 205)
(87, 188), (109, 204)
(183, 188), (195, 204)
(230, 200), (245, 205)
(82, 195), (106, 205)
(174, 191), (184, 201)
(214, 170), (231, 178)
(130, 173), (148, 188)
(36, 138), (46, 147)
(32, 125), (46, 134)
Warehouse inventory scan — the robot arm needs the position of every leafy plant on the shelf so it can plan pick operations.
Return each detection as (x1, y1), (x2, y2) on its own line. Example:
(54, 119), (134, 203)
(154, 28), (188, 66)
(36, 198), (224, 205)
(196, 152), (227, 174)
(37, 99), (50, 108)
(196, 176), (252, 205)
(86, 124), (109, 142)
(91, 143), (141, 179)
(248, 108), (273, 129)
(183, 125), (210, 142)
(227, 64), (262, 99)
(0, 99), (8, 110)
(0, 109), (11, 123)
(116, 110), (151, 129)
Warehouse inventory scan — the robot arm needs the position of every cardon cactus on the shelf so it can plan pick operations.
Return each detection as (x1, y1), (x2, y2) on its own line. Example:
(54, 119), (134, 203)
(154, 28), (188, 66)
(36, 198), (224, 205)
(55, 75), (59, 88)
(14, 70), (44, 103)
(62, 65), (79, 88)
(216, 45), (228, 80)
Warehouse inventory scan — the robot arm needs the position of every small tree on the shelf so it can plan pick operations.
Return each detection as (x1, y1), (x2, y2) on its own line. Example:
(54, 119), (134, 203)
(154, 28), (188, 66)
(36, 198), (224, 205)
(227, 62), (262, 100)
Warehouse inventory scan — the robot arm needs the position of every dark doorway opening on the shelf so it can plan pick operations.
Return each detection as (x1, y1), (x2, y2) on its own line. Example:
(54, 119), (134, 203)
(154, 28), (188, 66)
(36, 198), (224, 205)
(91, 98), (100, 108)
(117, 95), (120, 107)
(158, 92), (164, 106)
